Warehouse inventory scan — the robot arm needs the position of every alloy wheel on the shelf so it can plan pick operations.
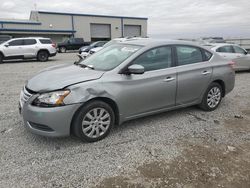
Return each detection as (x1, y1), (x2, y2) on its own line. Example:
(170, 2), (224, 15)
(207, 86), (221, 108)
(81, 108), (111, 138)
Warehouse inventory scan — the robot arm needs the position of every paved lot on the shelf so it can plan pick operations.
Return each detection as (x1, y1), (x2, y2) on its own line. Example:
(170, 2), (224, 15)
(0, 53), (250, 188)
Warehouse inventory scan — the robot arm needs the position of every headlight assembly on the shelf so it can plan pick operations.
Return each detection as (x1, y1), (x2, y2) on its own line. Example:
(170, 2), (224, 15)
(33, 90), (70, 107)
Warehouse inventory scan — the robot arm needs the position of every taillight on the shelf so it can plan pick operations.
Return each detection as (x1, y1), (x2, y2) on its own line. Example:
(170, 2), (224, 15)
(52, 43), (56, 48)
(228, 61), (235, 69)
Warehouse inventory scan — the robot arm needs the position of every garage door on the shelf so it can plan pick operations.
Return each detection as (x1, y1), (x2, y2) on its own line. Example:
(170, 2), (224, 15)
(124, 25), (141, 37)
(90, 24), (111, 40)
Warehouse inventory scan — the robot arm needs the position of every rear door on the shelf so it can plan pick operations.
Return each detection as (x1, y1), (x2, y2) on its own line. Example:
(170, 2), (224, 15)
(22, 39), (38, 57)
(175, 45), (213, 105)
(3, 39), (24, 57)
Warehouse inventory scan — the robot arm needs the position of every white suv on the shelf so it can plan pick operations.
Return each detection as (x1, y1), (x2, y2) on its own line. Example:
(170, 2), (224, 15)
(0, 37), (57, 63)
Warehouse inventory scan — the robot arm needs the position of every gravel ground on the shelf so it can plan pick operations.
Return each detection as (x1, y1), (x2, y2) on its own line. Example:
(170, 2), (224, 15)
(0, 53), (250, 188)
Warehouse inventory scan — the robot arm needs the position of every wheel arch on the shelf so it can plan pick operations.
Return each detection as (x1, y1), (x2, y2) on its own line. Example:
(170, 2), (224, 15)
(36, 49), (49, 56)
(70, 97), (120, 135)
(211, 79), (225, 97)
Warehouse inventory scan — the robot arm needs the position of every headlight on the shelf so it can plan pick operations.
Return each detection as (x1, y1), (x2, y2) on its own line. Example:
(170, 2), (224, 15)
(33, 90), (70, 107)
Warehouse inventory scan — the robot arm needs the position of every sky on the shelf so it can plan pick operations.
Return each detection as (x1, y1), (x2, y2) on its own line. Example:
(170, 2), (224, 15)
(1, 0), (250, 39)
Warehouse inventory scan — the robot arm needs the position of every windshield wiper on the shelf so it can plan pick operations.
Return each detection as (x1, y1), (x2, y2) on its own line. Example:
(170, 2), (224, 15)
(78, 63), (95, 70)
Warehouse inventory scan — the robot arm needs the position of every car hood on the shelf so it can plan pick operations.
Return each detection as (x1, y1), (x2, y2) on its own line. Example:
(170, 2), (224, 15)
(91, 47), (103, 52)
(80, 45), (90, 50)
(26, 64), (104, 92)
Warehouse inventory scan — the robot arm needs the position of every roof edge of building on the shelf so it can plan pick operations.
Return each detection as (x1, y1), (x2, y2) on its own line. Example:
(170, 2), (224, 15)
(37, 10), (148, 20)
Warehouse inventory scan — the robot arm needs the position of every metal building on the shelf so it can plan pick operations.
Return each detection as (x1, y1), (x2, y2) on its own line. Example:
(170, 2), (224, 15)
(0, 11), (148, 42)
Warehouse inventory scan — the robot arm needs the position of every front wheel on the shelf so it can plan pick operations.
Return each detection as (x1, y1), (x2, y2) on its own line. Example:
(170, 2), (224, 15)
(37, 51), (49, 62)
(73, 101), (115, 142)
(0, 53), (3, 63)
(199, 82), (222, 111)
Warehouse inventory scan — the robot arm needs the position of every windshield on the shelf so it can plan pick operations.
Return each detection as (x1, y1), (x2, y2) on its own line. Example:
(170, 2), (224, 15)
(90, 42), (98, 47)
(103, 40), (120, 48)
(79, 44), (141, 71)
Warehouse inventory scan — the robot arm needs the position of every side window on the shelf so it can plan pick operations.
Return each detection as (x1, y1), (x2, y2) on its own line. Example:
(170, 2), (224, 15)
(8, 39), (23, 46)
(216, 46), (233, 53)
(132, 46), (172, 71)
(176, 46), (203, 65)
(233, 46), (246, 54)
(23, 39), (37, 45)
(203, 50), (213, 61)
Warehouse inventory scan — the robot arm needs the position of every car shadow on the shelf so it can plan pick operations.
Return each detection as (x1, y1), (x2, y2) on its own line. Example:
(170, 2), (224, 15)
(2, 58), (57, 64)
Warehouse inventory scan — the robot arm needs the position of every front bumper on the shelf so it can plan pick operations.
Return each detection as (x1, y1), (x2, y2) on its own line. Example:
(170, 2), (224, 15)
(20, 99), (82, 137)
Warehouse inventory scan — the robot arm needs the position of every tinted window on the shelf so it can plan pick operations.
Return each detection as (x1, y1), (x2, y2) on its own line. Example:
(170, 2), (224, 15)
(176, 46), (203, 65)
(133, 46), (172, 71)
(23, 39), (36, 45)
(39, 39), (52, 44)
(204, 50), (213, 61)
(72, 38), (83, 43)
(233, 46), (246, 54)
(8, 39), (23, 46)
(216, 46), (233, 53)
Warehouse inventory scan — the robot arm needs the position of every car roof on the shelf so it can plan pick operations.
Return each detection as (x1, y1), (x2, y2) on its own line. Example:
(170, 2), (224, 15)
(121, 38), (206, 48)
(10, 37), (51, 40)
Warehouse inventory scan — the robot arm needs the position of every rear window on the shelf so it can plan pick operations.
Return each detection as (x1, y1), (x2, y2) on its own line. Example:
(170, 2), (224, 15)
(39, 39), (52, 44)
(176, 46), (203, 66)
(24, 39), (37, 45)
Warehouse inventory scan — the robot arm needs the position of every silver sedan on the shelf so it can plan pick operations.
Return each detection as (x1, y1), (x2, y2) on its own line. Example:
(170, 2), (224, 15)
(20, 39), (235, 142)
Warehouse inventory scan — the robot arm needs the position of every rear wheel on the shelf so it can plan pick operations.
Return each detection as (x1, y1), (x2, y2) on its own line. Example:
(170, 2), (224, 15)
(37, 51), (49, 62)
(59, 47), (66, 53)
(73, 101), (115, 142)
(199, 82), (222, 111)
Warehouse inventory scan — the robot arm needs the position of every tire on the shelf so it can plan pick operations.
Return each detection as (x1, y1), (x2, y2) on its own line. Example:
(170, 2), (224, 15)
(0, 53), (3, 64)
(72, 101), (115, 142)
(199, 82), (223, 111)
(37, 51), (49, 62)
(59, 47), (66, 53)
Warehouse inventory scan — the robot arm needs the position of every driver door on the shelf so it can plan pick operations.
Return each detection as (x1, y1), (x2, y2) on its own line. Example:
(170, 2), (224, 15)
(3, 39), (24, 57)
(117, 46), (177, 119)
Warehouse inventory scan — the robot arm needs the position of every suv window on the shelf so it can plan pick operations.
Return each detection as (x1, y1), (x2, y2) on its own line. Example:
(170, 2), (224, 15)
(233, 45), (246, 54)
(216, 46), (233, 53)
(132, 46), (172, 71)
(176, 46), (203, 65)
(23, 39), (37, 45)
(39, 39), (52, 44)
(8, 39), (23, 46)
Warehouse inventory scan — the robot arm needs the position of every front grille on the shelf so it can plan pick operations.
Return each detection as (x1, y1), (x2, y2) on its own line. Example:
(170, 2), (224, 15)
(22, 87), (32, 102)
(28, 122), (54, 132)
(21, 86), (37, 103)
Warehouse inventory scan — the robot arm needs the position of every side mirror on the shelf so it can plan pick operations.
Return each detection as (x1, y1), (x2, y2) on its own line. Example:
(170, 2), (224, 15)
(127, 64), (145, 74)
(4, 44), (9, 47)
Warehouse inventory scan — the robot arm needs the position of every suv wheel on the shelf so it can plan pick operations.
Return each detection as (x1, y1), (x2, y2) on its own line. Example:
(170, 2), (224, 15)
(0, 53), (3, 64)
(59, 47), (66, 53)
(37, 51), (49, 62)
(73, 101), (115, 142)
(199, 82), (222, 111)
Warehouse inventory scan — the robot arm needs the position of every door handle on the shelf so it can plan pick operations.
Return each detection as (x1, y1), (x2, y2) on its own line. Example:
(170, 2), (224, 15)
(163, 77), (175, 82)
(202, 71), (211, 75)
